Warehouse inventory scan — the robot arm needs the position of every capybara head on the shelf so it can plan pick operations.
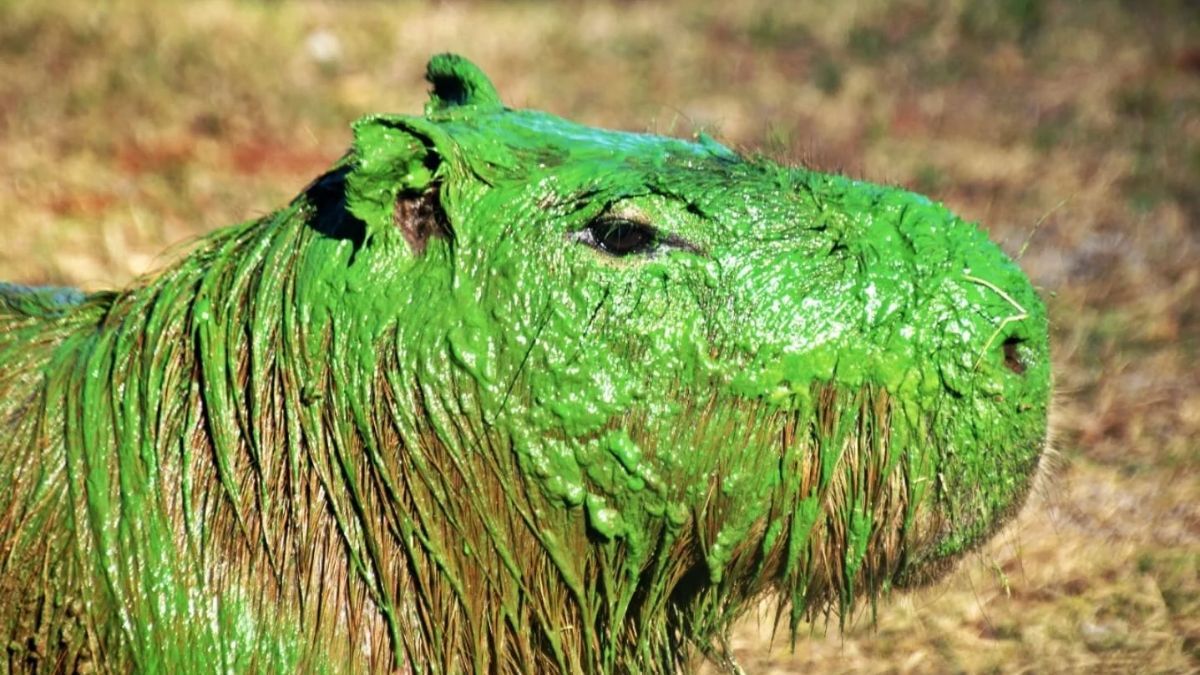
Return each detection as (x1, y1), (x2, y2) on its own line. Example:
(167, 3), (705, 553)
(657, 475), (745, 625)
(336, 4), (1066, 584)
(0, 54), (1050, 673)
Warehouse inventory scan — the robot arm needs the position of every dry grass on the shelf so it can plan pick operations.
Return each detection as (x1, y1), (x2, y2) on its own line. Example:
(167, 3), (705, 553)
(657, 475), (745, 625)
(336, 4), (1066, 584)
(0, 0), (1197, 672)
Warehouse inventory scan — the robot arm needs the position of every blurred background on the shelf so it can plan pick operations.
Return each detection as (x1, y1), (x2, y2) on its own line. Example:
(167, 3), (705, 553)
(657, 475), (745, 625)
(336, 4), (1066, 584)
(0, 0), (1196, 671)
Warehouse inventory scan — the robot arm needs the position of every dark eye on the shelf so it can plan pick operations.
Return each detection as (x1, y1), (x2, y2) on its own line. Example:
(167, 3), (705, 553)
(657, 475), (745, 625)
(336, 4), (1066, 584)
(584, 217), (658, 256)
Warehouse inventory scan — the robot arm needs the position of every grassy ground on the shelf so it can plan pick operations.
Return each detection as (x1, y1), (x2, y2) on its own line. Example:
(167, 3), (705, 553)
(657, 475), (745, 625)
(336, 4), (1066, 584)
(1, 0), (1197, 672)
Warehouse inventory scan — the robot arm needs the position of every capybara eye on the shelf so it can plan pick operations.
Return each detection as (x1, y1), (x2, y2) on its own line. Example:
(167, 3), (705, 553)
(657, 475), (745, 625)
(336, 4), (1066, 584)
(586, 217), (658, 256)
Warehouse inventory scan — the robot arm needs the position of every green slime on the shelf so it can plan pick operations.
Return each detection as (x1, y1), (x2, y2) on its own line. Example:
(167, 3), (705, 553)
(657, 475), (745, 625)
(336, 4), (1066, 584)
(0, 54), (1050, 673)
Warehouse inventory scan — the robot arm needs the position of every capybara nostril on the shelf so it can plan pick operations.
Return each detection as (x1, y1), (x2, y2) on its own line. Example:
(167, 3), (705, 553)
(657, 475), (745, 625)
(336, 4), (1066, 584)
(1003, 336), (1028, 375)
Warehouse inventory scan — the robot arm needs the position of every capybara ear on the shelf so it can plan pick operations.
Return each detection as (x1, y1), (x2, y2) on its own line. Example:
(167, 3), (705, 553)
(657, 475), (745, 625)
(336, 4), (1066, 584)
(424, 53), (503, 113)
(340, 115), (451, 255)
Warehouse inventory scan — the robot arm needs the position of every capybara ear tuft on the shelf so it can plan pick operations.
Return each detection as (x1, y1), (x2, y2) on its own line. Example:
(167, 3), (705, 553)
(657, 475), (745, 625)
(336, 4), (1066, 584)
(425, 53), (504, 113)
(342, 116), (446, 252)
(394, 188), (449, 256)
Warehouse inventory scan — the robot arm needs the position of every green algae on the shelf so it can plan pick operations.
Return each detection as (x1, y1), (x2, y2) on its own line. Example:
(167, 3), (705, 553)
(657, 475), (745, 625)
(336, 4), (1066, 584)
(0, 53), (1050, 673)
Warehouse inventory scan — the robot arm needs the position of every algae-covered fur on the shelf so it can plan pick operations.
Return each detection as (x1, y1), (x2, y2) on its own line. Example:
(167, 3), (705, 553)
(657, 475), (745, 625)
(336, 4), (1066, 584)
(0, 54), (1050, 673)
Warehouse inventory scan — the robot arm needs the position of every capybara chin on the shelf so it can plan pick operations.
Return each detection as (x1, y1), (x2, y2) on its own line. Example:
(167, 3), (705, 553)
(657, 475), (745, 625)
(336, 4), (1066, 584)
(0, 53), (1050, 674)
